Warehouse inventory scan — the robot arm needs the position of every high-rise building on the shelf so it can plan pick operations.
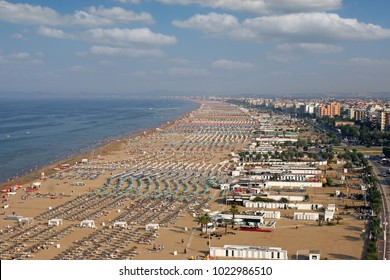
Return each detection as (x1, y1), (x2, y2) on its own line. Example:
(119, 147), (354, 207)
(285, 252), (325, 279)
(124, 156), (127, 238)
(347, 108), (355, 120)
(354, 109), (366, 122)
(378, 110), (390, 131)
(317, 102), (341, 118)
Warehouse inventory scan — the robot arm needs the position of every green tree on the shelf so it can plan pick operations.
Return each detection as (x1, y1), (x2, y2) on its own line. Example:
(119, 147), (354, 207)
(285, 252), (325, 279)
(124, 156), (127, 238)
(325, 176), (333, 187)
(383, 146), (390, 158)
(279, 197), (289, 203)
(198, 213), (211, 235)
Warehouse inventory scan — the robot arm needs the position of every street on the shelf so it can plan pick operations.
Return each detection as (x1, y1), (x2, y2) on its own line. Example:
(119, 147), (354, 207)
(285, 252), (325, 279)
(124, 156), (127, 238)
(371, 161), (390, 260)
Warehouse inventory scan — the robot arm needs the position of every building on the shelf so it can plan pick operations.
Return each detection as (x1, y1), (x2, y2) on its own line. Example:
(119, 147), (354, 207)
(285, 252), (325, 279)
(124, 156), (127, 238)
(354, 109), (366, 121)
(378, 110), (390, 131)
(347, 108), (355, 120)
(210, 245), (288, 260)
(317, 102), (341, 118)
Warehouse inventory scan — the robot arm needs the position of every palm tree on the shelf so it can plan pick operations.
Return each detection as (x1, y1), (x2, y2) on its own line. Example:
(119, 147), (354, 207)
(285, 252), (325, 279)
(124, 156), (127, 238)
(198, 213), (211, 235)
(224, 219), (229, 235)
(229, 204), (240, 229)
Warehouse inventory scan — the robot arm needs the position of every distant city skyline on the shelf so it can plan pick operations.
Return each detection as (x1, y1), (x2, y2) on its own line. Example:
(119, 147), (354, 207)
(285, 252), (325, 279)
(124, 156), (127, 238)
(1, 0), (390, 97)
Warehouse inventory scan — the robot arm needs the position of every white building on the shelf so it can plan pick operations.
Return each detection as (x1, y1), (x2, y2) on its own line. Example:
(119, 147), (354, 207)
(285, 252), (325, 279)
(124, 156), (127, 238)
(294, 212), (319, 221)
(48, 219), (63, 227)
(210, 245), (288, 260)
(80, 220), (95, 228)
(113, 221), (128, 228)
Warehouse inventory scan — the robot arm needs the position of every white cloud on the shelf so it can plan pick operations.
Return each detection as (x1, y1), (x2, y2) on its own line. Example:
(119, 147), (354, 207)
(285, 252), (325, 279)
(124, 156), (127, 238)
(0, 1), (153, 27)
(266, 53), (293, 62)
(172, 13), (238, 35)
(0, 51), (43, 64)
(160, 0), (341, 14)
(173, 12), (390, 43)
(84, 6), (153, 24)
(38, 26), (74, 39)
(0, 0), (63, 25)
(349, 57), (390, 67)
(276, 43), (343, 54)
(86, 28), (177, 46)
(70, 65), (87, 72)
(89, 45), (164, 58)
(8, 52), (31, 60)
(242, 13), (390, 42)
(115, 0), (141, 4)
(168, 67), (209, 77)
(11, 33), (25, 40)
(212, 59), (254, 70)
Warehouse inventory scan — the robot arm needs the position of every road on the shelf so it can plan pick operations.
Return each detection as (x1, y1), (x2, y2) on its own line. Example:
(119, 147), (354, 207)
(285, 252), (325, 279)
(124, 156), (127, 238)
(371, 160), (390, 260)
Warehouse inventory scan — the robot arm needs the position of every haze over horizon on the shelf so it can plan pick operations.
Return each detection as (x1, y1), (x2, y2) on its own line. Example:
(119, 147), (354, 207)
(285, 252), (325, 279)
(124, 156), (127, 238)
(1, 0), (390, 97)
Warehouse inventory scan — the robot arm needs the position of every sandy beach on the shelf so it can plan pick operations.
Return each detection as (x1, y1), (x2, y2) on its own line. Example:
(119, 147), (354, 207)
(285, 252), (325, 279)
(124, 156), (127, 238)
(0, 100), (367, 260)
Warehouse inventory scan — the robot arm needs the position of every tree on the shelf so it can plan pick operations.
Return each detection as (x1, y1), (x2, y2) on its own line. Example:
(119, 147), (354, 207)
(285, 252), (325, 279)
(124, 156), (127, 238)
(364, 165), (373, 174)
(344, 162), (353, 169)
(325, 176), (333, 187)
(224, 219), (229, 235)
(383, 146), (390, 158)
(198, 213), (211, 235)
(279, 197), (289, 203)
(371, 217), (382, 239)
(229, 204), (240, 229)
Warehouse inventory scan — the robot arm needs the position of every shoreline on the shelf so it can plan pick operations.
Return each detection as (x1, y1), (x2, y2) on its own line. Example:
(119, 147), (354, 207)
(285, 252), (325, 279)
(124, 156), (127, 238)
(0, 100), (367, 261)
(0, 98), (200, 190)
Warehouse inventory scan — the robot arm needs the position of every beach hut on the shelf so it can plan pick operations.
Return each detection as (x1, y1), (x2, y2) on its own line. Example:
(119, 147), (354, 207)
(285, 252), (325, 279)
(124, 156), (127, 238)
(309, 250), (321, 260)
(18, 217), (34, 225)
(113, 221), (128, 228)
(80, 220), (95, 228)
(48, 219), (63, 227)
(145, 223), (159, 231)
(210, 245), (288, 260)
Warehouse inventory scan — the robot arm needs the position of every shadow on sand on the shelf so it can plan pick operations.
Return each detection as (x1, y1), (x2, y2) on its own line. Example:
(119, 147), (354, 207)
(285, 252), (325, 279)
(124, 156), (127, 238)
(328, 253), (357, 260)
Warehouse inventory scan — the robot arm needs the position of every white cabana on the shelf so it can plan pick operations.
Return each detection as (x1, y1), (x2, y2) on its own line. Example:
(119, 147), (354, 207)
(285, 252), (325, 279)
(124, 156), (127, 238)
(31, 182), (42, 188)
(210, 245), (288, 260)
(113, 221), (128, 228)
(18, 217), (34, 225)
(80, 219), (95, 228)
(48, 219), (63, 227)
(145, 223), (159, 231)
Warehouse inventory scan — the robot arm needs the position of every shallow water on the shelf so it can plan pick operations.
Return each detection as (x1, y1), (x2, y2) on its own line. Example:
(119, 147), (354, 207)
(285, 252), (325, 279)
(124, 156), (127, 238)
(0, 97), (196, 183)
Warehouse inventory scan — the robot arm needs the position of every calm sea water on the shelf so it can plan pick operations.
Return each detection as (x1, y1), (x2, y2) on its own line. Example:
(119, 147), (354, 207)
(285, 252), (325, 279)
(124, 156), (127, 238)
(0, 98), (196, 183)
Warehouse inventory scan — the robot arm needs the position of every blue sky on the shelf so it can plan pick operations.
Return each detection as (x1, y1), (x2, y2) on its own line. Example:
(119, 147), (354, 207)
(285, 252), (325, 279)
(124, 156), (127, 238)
(1, 0), (390, 97)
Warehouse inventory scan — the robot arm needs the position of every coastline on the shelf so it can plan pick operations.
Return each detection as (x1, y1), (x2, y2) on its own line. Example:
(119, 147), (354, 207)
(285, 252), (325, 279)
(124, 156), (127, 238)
(0, 98), (200, 190)
(0, 99), (367, 261)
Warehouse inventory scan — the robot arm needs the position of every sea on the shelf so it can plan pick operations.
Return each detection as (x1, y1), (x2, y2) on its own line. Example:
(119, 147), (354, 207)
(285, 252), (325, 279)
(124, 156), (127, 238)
(0, 97), (197, 184)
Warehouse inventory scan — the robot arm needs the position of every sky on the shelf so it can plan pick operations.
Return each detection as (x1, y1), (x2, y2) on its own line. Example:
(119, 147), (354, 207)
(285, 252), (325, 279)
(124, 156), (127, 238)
(1, 0), (390, 97)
